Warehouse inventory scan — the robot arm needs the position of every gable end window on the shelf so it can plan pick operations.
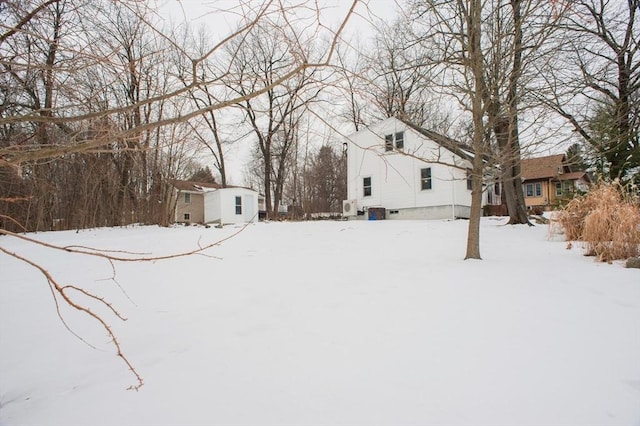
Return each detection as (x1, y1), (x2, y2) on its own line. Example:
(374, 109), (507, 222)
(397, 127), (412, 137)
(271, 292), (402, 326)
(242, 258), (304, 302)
(395, 131), (404, 149)
(235, 196), (242, 215)
(184, 192), (191, 204)
(421, 167), (432, 190)
(363, 177), (372, 197)
(384, 131), (404, 151)
(385, 134), (393, 151)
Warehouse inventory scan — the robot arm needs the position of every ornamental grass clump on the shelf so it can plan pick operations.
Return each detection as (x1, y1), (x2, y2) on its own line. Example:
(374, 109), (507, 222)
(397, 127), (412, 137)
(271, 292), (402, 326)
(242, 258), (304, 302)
(558, 181), (640, 262)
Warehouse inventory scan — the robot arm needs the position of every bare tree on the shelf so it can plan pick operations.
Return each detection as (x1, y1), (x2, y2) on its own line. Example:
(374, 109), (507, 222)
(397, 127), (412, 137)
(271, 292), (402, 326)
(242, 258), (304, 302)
(224, 21), (324, 218)
(542, 0), (640, 184)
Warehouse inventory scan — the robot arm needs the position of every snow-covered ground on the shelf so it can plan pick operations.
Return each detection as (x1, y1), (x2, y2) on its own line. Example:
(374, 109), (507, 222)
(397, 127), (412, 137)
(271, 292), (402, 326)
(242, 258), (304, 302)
(1, 218), (639, 426)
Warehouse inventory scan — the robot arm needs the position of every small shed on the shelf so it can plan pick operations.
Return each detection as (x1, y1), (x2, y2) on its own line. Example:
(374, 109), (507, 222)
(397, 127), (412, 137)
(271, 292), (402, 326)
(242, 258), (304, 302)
(204, 187), (259, 224)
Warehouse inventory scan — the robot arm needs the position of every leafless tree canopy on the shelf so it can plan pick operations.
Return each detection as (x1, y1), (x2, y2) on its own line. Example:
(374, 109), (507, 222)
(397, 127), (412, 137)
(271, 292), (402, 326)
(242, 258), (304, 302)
(0, 0), (358, 231)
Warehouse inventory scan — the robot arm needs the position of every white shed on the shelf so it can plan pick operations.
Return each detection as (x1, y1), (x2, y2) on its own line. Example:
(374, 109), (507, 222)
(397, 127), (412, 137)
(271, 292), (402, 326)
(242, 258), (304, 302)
(203, 187), (259, 225)
(344, 116), (487, 220)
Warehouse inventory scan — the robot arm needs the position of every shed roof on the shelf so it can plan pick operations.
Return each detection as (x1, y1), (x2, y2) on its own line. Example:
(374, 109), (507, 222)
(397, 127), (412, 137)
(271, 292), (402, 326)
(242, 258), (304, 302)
(171, 179), (258, 193)
(170, 180), (221, 192)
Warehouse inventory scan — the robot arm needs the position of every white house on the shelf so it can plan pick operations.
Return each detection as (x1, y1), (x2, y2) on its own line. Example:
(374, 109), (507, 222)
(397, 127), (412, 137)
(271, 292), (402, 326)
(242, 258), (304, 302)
(344, 117), (495, 220)
(172, 180), (259, 225)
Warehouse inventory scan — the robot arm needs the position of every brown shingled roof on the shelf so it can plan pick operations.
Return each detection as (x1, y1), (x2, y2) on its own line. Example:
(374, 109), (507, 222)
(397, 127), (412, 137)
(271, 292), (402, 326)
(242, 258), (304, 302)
(520, 154), (566, 180)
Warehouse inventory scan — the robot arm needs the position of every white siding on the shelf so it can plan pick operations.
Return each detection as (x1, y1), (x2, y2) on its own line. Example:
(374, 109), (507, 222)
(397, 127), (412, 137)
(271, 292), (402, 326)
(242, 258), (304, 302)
(217, 188), (259, 224)
(203, 190), (222, 223)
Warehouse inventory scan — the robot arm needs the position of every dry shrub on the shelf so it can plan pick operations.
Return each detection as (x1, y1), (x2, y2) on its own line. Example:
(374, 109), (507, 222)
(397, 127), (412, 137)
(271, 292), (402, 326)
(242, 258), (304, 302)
(557, 182), (640, 262)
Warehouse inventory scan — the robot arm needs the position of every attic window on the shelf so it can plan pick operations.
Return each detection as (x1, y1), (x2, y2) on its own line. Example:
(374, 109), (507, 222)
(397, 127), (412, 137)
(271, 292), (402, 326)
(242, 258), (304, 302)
(395, 132), (404, 149)
(384, 131), (404, 151)
(385, 134), (393, 151)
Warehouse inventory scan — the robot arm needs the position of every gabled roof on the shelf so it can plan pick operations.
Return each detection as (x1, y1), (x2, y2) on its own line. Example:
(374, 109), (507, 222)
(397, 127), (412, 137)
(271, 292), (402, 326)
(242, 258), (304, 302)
(397, 117), (475, 161)
(520, 154), (566, 180)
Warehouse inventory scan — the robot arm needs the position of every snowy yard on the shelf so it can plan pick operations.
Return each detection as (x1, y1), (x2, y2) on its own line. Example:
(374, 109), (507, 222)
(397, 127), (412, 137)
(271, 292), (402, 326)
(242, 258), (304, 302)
(1, 218), (639, 426)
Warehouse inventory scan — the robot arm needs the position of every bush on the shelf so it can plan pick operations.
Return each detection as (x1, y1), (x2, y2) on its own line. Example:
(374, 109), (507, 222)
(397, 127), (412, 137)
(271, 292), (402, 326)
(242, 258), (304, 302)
(557, 181), (640, 262)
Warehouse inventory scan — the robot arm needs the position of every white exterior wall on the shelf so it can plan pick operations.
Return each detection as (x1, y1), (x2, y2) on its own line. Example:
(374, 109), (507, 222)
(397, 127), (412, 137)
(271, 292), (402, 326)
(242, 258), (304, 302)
(203, 190), (222, 223)
(204, 188), (258, 224)
(346, 117), (474, 219)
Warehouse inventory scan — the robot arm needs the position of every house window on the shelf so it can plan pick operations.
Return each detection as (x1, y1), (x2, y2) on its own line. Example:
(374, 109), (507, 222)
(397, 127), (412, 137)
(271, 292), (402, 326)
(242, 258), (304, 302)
(363, 177), (372, 197)
(494, 182), (501, 196)
(525, 183), (534, 197)
(184, 192), (191, 204)
(421, 167), (432, 190)
(466, 170), (473, 190)
(555, 182), (562, 196)
(385, 134), (393, 151)
(525, 182), (542, 197)
(384, 131), (404, 151)
(183, 213), (190, 221)
(235, 196), (242, 215)
(395, 131), (404, 149)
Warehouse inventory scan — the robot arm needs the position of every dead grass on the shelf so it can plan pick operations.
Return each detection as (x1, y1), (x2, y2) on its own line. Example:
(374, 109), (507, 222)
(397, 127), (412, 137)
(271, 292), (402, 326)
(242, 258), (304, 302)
(557, 181), (640, 262)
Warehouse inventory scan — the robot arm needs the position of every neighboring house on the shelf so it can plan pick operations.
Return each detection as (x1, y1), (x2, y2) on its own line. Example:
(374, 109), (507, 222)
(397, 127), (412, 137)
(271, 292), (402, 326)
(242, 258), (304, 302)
(171, 180), (259, 225)
(344, 116), (499, 220)
(520, 154), (591, 210)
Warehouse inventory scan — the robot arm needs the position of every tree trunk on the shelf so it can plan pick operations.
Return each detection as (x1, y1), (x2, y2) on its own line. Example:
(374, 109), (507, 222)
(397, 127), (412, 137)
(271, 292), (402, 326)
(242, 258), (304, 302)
(465, 0), (484, 260)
